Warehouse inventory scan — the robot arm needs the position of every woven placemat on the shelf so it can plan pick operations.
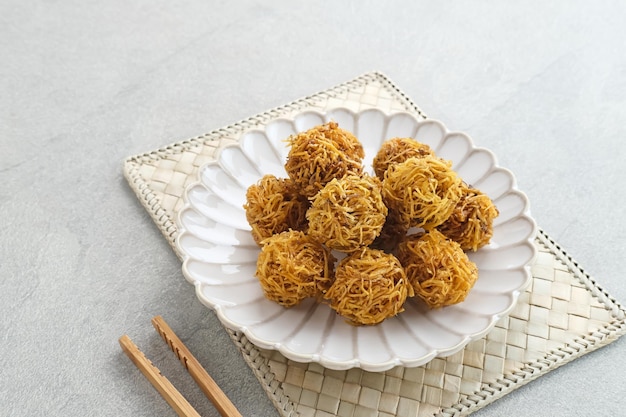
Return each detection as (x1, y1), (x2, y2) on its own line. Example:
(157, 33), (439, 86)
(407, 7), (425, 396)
(123, 72), (626, 416)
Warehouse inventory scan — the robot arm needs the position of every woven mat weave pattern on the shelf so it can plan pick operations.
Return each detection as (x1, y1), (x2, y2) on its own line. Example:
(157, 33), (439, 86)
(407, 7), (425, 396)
(124, 72), (626, 416)
(248, 234), (624, 417)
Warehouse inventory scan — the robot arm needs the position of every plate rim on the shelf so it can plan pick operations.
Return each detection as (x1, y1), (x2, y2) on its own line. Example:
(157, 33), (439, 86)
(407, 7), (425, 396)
(175, 107), (538, 371)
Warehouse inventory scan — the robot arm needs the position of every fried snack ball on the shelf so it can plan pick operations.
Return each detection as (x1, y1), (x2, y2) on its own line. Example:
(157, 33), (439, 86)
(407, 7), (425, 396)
(372, 137), (435, 180)
(370, 209), (409, 253)
(307, 174), (387, 252)
(437, 186), (499, 251)
(382, 156), (463, 230)
(325, 248), (413, 325)
(397, 230), (478, 309)
(256, 230), (335, 307)
(284, 122), (364, 197)
(244, 174), (309, 245)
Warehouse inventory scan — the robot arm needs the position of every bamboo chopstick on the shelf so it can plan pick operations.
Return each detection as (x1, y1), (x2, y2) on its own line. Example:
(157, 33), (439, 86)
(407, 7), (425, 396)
(152, 316), (243, 417)
(119, 335), (201, 417)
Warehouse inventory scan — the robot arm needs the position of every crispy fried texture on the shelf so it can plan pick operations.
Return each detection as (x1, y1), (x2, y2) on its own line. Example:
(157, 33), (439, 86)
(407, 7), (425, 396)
(246, 123), (490, 322)
(437, 186), (499, 251)
(372, 137), (435, 180)
(370, 208), (409, 253)
(382, 156), (463, 230)
(325, 248), (412, 325)
(256, 230), (335, 307)
(307, 174), (387, 252)
(397, 230), (478, 308)
(244, 174), (309, 245)
(284, 122), (363, 197)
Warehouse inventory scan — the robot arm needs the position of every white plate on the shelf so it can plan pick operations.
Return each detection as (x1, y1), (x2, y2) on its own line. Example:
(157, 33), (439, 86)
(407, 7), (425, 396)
(176, 108), (537, 372)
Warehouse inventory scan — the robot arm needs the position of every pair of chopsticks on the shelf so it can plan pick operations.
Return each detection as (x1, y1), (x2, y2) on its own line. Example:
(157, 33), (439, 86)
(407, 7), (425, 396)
(119, 316), (242, 417)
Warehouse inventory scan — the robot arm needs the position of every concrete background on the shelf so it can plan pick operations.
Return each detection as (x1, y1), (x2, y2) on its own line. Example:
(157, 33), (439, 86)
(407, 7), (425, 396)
(2, 1), (625, 416)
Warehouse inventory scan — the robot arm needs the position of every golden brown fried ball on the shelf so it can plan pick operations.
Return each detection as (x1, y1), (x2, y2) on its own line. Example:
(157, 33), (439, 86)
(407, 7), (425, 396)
(243, 174), (309, 245)
(372, 137), (435, 180)
(284, 122), (364, 197)
(397, 230), (478, 309)
(307, 174), (387, 252)
(382, 156), (463, 230)
(370, 209), (409, 253)
(437, 186), (499, 251)
(256, 230), (335, 307)
(325, 248), (413, 325)
(324, 121), (364, 161)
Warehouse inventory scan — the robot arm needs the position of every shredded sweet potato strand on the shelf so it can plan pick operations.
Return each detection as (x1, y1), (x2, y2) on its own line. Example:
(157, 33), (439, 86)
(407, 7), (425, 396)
(382, 156), (463, 230)
(373, 137), (435, 180)
(285, 122), (363, 197)
(437, 186), (499, 251)
(244, 175), (308, 245)
(325, 248), (412, 325)
(398, 230), (478, 308)
(307, 174), (387, 252)
(256, 230), (335, 307)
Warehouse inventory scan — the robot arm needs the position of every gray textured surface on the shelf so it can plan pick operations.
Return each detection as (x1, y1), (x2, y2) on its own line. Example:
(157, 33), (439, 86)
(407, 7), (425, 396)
(1, 1), (625, 416)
